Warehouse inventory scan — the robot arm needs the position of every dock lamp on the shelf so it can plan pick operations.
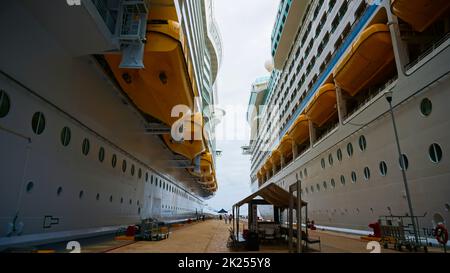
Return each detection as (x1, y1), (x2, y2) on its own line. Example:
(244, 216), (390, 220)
(384, 90), (420, 246)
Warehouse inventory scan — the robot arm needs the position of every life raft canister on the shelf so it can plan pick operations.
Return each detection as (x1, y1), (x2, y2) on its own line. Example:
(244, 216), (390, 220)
(434, 224), (449, 245)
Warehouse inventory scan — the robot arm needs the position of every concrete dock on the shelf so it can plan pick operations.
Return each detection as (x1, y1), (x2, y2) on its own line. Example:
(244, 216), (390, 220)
(74, 220), (441, 253)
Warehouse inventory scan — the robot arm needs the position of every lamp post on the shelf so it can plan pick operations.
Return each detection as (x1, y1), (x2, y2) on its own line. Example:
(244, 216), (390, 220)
(384, 91), (419, 246)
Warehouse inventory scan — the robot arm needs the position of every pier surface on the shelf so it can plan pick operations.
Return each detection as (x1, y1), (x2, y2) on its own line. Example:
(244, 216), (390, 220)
(84, 220), (440, 253)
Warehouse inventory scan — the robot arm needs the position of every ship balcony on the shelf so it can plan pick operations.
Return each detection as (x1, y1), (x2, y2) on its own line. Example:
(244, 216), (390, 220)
(391, 0), (450, 33)
(393, 1), (450, 73)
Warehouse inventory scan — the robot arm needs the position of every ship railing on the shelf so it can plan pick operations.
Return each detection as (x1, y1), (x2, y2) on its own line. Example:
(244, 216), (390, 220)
(344, 75), (398, 120)
(405, 32), (450, 72)
(313, 121), (340, 145)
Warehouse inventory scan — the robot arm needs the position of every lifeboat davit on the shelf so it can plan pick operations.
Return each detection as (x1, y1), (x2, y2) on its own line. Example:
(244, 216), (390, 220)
(334, 24), (394, 96)
(288, 115), (309, 144)
(391, 0), (450, 32)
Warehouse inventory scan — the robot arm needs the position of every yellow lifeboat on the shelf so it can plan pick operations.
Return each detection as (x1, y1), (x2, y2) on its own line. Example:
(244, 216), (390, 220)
(200, 152), (214, 176)
(334, 24), (394, 96)
(105, 17), (197, 126)
(305, 84), (337, 127)
(391, 0), (450, 32)
(260, 167), (267, 179)
(270, 150), (281, 169)
(264, 160), (273, 175)
(162, 112), (206, 161)
(288, 115), (309, 144)
(277, 136), (293, 158)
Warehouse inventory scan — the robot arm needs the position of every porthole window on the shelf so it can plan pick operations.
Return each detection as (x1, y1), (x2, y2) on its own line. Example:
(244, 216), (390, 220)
(122, 160), (127, 173)
(32, 112), (46, 135)
(129, 199), (132, 205)
(120, 197), (124, 204)
(145, 172), (148, 182)
(138, 207), (141, 214)
(98, 147), (105, 162)
(82, 138), (90, 156)
(300, 171), (303, 179)
(96, 193), (100, 201)
(351, 171), (357, 183)
(26, 181), (34, 193)
(138, 168), (142, 179)
(379, 161), (388, 176)
(316, 184), (320, 192)
(79, 190), (84, 199)
(359, 136), (367, 151)
(347, 143), (354, 157)
(304, 168), (308, 177)
(328, 154), (334, 166)
(57, 187), (63, 196)
(364, 167), (371, 181)
(60, 127), (71, 147)
(331, 179), (336, 188)
(310, 186), (314, 193)
(321, 158), (325, 169)
(337, 149), (343, 162)
(323, 181), (328, 189)
(340, 175), (346, 185)
(131, 164), (135, 176)
(429, 143), (443, 163)
(109, 195), (113, 203)
(399, 154), (409, 171)
(0, 90), (11, 118)
(112, 154), (117, 168)
(151, 175), (153, 184)
(420, 98), (432, 116)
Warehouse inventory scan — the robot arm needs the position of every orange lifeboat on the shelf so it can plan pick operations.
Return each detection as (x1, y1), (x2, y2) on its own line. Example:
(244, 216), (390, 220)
(391, 0), (450, 32)
(105, 19), (196, 127)
(162, 112), (206, 161)
(288, 114), (310, 144)
(334, 24), (394, 96)
(305, 84), (337, 127)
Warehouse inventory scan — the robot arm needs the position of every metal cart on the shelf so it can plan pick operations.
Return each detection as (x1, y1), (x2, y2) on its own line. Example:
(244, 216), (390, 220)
(135, 219), (170, 241)
(379, 215), (428, 252)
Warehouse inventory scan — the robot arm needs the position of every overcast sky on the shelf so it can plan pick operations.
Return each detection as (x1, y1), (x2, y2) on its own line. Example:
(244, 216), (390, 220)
(206, 0), (280, 213)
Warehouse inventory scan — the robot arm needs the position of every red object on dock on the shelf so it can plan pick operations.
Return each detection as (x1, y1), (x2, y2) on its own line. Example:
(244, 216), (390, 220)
(368, 222), (381, 238)
(126, 225), (137, 237)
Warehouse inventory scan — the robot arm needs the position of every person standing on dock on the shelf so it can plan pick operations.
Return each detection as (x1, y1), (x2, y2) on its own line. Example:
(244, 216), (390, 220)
(224, 215), (228, 224)
(228, 215), (232, 225)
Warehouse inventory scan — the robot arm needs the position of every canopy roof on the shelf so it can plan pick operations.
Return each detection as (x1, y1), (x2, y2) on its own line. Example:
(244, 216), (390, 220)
(218, 209), (228, 214)
(234, 183), (307, 208)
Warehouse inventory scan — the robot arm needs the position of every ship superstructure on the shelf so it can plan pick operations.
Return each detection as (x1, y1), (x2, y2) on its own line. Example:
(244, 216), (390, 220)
(248, 0), (450, 235)
(0, 0), (222, 249)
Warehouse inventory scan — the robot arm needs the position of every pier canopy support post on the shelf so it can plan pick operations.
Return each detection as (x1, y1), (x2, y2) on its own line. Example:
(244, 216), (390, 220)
(335, 85), (348, 124)
(280, 154), (285, 169)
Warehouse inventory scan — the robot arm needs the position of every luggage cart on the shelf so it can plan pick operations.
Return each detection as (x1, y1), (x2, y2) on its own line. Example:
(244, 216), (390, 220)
(135, 219), (170, 241)
(379, 215), (428, 252)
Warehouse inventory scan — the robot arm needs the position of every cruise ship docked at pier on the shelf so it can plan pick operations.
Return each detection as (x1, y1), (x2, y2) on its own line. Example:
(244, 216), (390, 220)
(247, 0), (450, 236)
(0, 0), (222, 249)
